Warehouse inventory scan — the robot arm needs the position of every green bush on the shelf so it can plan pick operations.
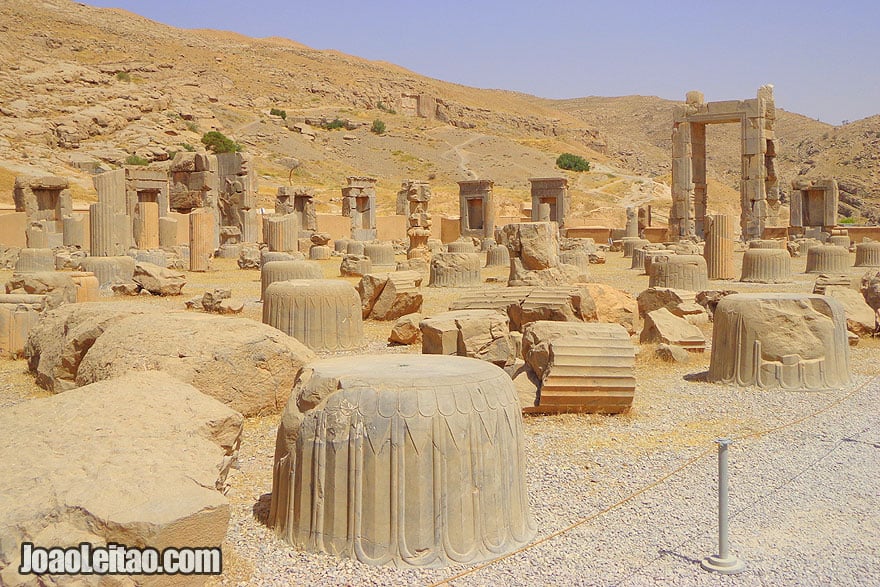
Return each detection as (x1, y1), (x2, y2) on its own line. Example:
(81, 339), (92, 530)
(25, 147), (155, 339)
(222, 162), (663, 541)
(186, 121), (199, 133)
(181, 143), (196, 152)
(377, 101), (396, 114)
(322, 118), (346, 130)
(201, 131), (241, 153)
(115, 71), (131, 82)
(556, 153), (590, 172)
(839, 216), (856, 224)
(124, 154), (149, 166)
(371, 119), (386, 135)
(270, 107), (287, 120)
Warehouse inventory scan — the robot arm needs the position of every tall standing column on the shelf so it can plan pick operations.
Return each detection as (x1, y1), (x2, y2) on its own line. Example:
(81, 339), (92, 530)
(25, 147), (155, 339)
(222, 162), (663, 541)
(189, 208), (214, 272)
(704, 214), (734, 279)
(134, 201), (160, 249)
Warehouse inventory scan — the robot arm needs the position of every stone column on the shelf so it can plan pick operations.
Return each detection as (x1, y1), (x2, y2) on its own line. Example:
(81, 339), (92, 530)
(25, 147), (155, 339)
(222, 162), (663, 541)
(159, 217), (178, 247)
(90, 202), (120, 257)
(240, 209), (260, 243)
(134, 201), (160, 249)
(62, 215), (86, 249)
(189, 208), (214, 272)
(704, 214), (734, 279)
(266, 215), (299, 252)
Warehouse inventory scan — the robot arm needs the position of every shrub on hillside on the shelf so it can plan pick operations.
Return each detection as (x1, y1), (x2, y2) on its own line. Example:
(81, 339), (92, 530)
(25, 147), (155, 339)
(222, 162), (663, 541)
(125, 154), (149, 166)
(270, 108), (287, 120)
(556, 153), (590, 172)
(371, 119), (386, 135)
(322, 118), (346, 130)
(201, 131), (241, 153)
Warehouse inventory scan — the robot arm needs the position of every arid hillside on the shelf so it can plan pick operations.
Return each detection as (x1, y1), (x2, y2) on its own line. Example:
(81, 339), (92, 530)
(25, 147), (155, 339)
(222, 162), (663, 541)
(0, 0), (877, 224)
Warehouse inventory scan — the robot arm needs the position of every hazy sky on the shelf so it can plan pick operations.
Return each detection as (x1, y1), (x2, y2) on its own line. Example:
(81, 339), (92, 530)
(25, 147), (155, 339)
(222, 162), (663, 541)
(84, 0), (879, 125)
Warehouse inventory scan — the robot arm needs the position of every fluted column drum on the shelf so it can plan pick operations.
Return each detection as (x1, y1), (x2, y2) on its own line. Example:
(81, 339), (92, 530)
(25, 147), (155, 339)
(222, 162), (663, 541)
(559, 250), (590, 274)
(14, 249), (55, 273)
(263, 279), (363, 351)
(648, 254), (708, 290)
(828, 235), (850, 249)
(266, 215), (299, 253)
(89, 201), (123, 257)
(363, 243), (396, 266)
(704, 214), (734, 279)
(447, 240), (475, 253)
(189, 208), (214, 272)
(708, 293), (851, 390)
(805, 245), (850, 274)
(854, 242), (880, 267)
(748, 239), (785, 249)
(69, 271), (99, 303)
(79, 256), (136, 287)
(485, 244), (510, 267)
(740, 248), (792, 283)
(240, 209), (260, 243)
(158, 217), (179, 248)
(268, 354), (536, 567)
(346, 241), (365, 256)
(309, 245), (331, 260)
(622, 237), (649, 258)
(429, 253), (482, 287)
(260, 260), (323, 298)
(62, 215), (86, 249)
(334, 238), (352, 254)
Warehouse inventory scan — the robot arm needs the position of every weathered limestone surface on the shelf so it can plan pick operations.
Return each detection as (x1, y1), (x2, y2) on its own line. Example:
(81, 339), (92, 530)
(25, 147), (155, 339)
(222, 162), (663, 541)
(530, 177), (568, 226)
(640, 307), (706, 351)
(189, 208), (214, 272)
(861, 269), (880, 311)
(133, 262), (186, 295)
(268, 355), (535, 568)
(708, 293), (851, 390)
(260, 260), (323, 298)
(429, 252), (481, 287)
(13, 248), (55, 273)
(0, 295), (44, 358)
(741, 248), (792, 283)
(263, 279), (363, 351)
(364, 242), (396, 266)
(78, 255), (136, 287)
(637, 287), (707, 325)
(388, 313), (422, 345)
(806, 244), (850, 274)
(5, 272), (77, 309)
(359, 271), (423, 320)
(446, 239), (476, 253)
(824, 285), (876, 337)
(340, 254), (372, 277)
(309, 244), (331, 260)
(420, 309), (517, 367)
(66, 311), (316, 416)
(854, 242), (880, 267)
(648, 254), (709, 291)
(458, 179), (495, 240)
(0, 371), (242, 587)
(703, 214), (734, 279)
(521, 321), (635, 413)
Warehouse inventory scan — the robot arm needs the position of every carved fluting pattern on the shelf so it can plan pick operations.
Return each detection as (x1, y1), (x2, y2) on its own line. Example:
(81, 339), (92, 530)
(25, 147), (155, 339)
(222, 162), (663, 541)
(648, 255), (708, 290)
(622, 238), (649, 258)
(703, 215), (734, 279)
(446, 240), (476, 253)
(269, 355), (536, 568)
(740, 248), (791, 283)
(334, 238), (352, 254)
(828, 235), (850, 249)
(134, 201), (159, 250)
(14, 249), (54, 273)
(309, 245), (331, 260)
(260, 261), (322, 298)
(89, 201), (125, 257)
(708, 293), (851, 390)
(364, 243), (396, 266)
(558, 250), (590, 274)
(429, 253), (482, 287)
(189, 209), (214, 272)
(485, 244), (510, 267)
(79, 256), (135, 287)
(158, 217), (178, 248)
(263, 279), (363, 351)
(62, 216), (86, 248)
(854, 242), (880, 267)
(346, 241), (365, 256)
(805, 245), (850, 274)
(265, 215), (299, 253)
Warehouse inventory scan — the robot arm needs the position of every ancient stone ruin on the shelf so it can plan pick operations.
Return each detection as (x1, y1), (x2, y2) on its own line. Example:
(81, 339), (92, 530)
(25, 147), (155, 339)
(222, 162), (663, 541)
(397, 180), (432, 261)
(671, 86), (778, 240)
(789, 178), (838, 238)
(14, 176), (72, 248)
(342, 176), (377, 241)
(268, 355), (536, 567)
(529, 177), (568, 226)
(708, 293), (851, 390)
(458, 179), (495, 240)
(276, 186), (317, 236)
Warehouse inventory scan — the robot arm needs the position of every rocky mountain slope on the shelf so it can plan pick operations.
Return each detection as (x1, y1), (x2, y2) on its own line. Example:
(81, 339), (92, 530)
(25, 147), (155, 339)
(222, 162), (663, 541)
(0, 0), (877, 223)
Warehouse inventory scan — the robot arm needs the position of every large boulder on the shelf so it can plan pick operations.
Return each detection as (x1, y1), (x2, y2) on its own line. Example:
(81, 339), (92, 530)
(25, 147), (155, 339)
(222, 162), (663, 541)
(358, 271), (422, 320)
(861, 269), (880, 311)
(640, 307), (706, 351)
(388, 313), (422, 345)
(0, 371), (242, 587)
(133, 261), (187, 295)
(26, 303), (149, 392)
(40, 312), (316, 416)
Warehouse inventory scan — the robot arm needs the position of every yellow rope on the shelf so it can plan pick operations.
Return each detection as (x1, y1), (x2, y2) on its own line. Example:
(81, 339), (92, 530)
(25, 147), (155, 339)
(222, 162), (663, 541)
(428, 375), (878, 587)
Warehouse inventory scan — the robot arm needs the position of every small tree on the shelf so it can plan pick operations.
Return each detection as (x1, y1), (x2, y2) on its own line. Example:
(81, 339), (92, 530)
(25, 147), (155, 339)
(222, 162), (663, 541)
(371, 119), (386, 135)
(270, 107), (287, 120)
(201, 131), (241, 153)
(322, 118), (346, 130)
(556, 153), (590, 172)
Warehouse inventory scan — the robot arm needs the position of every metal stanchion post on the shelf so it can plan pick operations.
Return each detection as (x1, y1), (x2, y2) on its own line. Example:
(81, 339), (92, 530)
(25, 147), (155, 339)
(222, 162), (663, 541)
(701, 438), (745, 574)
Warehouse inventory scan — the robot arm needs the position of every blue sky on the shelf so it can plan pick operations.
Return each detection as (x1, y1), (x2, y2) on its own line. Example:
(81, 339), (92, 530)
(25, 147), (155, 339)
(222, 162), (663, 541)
(84, 0), (879, 125)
